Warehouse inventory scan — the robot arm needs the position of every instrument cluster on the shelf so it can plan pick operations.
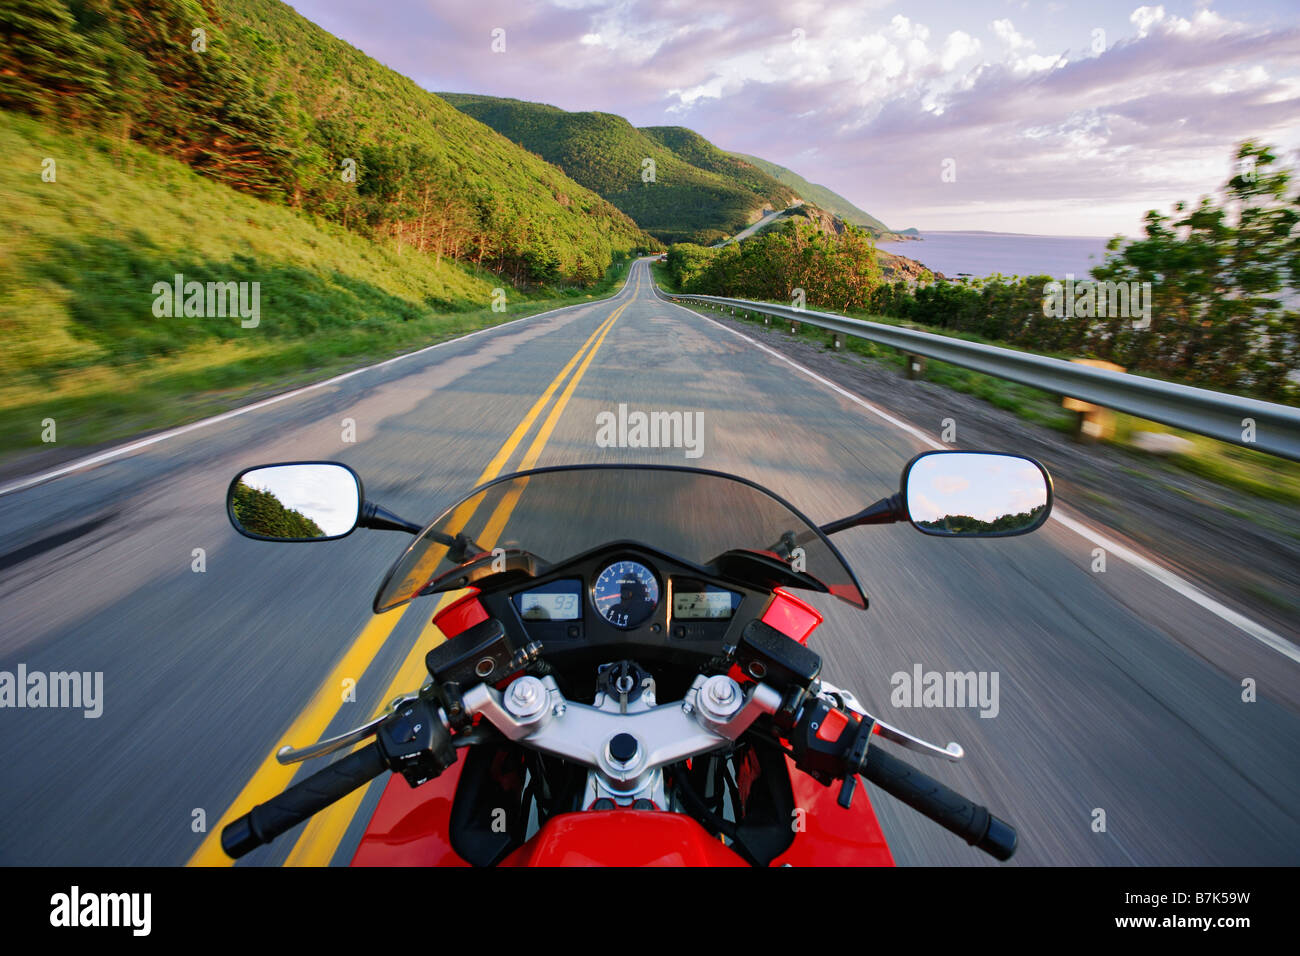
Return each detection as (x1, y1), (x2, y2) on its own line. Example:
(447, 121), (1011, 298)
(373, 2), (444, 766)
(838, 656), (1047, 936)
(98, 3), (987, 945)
(501, 552), (747, 659)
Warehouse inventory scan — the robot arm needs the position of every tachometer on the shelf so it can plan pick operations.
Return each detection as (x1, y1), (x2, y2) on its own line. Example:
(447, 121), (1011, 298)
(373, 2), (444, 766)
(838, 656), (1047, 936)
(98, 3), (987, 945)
(591, 560), (660, 629)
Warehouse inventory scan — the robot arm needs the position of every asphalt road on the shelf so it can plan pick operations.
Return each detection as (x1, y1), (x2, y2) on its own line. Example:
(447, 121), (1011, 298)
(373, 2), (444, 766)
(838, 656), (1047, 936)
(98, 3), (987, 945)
(1, 258), (1297, 866)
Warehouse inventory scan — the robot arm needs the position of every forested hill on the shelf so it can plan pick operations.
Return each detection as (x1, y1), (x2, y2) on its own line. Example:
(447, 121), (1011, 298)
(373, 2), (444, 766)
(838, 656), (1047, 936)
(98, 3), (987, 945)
(0, 0), (652, 285)
(728, 152), (894, 235)
(439, 93), (800, 245)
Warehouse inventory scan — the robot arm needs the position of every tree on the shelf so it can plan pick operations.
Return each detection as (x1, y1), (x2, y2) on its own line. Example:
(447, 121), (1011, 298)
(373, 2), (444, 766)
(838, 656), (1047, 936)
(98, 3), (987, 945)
(0, 0), (110, 121)
(230, 482), (325, 539)
(1089, 141), (1298, 400)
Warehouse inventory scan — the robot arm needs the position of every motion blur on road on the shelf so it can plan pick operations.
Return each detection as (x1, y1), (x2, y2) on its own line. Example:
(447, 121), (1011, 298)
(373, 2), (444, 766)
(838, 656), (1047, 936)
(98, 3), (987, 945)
(1, 258), (1297, 866)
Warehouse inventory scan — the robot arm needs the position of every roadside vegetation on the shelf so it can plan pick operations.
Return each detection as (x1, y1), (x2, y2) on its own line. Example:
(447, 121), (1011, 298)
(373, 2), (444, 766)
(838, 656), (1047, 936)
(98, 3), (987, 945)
(0, 0), (653, 286)
(0, 111), (631, 459)
(666, 144), (1299, 405)
(652, 258), (1300, 508)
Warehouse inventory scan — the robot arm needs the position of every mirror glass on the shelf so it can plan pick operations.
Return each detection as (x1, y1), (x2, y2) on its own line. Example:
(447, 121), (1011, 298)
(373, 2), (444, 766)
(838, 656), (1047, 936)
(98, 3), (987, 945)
(905, 452), (1050, 537)
(229, 463), (361, 541)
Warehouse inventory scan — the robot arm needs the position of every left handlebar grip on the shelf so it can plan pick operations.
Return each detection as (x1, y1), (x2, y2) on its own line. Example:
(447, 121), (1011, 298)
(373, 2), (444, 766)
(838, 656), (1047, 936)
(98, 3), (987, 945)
(221, 741), (388, 859)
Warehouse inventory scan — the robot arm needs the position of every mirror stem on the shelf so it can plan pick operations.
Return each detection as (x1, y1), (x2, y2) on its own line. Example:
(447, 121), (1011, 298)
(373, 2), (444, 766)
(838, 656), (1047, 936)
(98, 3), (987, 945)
(821, 493), (905, 536)
(358, 502), (422, 535)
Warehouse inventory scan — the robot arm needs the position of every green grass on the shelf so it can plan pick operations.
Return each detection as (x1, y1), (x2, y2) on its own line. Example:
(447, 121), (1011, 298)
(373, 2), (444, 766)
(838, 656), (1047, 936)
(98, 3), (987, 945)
(0, 111), (630, 459)
(1109, 414), (1300, 506)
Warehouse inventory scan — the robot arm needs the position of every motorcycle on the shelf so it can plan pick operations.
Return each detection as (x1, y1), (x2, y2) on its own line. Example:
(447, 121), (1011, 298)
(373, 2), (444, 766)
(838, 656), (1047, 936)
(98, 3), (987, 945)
(220, 451), (1052, 866)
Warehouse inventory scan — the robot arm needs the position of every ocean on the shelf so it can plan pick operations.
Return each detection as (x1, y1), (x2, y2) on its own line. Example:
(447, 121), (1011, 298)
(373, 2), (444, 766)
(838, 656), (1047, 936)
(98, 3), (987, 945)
(876, 230), (1118, 281)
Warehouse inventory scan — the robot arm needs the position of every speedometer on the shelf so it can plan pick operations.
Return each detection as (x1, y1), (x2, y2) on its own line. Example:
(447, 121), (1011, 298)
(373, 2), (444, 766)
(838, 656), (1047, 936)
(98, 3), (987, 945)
(591, 560), (660, 629)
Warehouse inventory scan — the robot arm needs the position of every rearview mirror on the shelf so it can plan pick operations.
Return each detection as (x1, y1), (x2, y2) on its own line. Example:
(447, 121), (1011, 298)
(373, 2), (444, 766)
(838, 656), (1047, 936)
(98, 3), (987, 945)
(902, 451), (1051, 537)
(227, 462), (362, 541)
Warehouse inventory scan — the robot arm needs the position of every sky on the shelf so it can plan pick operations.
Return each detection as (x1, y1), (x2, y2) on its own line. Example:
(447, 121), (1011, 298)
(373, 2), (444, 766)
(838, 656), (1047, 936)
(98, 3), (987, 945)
(285, 0), (1300, 238)
(907, 454), (1047, 523)
(243, 464), (360, 536)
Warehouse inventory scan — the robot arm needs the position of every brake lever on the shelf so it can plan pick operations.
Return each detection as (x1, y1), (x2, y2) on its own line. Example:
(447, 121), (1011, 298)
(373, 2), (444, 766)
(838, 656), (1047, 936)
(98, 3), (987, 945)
(872, 716), (964, 762)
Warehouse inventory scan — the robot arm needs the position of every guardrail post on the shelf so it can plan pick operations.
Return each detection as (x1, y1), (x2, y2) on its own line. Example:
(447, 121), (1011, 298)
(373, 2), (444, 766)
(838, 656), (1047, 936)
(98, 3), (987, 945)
(1063, 359), (1124, 442)
(904, 353), (926, 379)
(832, 333), (843, 350)
(763, 315), (769, 325)
(790, 320), (801, 334)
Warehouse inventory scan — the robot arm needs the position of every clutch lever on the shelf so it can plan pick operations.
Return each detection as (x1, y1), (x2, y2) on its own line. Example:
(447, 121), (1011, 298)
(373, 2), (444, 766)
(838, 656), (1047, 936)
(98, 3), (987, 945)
(276, 693), (418, 765)
(817, 680), (964, 762)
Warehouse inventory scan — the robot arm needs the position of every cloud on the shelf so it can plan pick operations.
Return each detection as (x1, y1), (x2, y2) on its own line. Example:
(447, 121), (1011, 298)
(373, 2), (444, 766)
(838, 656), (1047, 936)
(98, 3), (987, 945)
(991, 18), (1032, 52)
(933, 475), (971, 495)
(284, 1), (1300, 235)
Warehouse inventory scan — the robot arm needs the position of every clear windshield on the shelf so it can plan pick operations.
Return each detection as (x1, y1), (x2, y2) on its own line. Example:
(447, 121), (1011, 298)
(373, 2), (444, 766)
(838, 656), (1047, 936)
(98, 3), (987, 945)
(373, 465), (866, 612)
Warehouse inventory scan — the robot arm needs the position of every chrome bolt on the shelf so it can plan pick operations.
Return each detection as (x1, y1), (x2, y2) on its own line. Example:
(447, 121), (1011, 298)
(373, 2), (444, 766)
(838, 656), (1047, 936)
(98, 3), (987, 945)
(707, 679), (738, 707)
(505, 676), (548, 720)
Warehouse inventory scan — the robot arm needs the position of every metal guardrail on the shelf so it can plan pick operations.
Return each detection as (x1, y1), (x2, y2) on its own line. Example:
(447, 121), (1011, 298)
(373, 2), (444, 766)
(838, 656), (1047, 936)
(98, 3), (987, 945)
(654, 285), (1300, 461)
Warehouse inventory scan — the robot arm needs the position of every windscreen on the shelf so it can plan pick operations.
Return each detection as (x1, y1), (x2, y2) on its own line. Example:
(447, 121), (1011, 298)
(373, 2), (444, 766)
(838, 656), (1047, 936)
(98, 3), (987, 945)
(373, 465), (866, 612)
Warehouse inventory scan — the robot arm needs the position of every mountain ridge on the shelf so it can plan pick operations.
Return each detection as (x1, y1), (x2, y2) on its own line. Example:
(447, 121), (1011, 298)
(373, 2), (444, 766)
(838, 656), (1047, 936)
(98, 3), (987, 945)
(728, 151), (902, 236)
(440, 92), (808, 245)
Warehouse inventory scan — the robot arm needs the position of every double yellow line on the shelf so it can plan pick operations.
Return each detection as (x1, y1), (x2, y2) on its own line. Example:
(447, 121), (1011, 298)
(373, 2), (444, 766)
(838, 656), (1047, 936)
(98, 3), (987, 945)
(189, 296), (629, 866)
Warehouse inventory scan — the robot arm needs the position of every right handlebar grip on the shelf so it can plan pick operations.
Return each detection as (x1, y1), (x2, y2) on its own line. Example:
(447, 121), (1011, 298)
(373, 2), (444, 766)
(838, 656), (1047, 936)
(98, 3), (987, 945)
(861, 746), (1017, 861)
(221, 741), (388, 860)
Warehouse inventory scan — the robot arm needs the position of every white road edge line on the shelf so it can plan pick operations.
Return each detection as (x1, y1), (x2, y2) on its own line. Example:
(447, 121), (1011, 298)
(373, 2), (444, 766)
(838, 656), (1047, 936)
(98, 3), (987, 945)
(665, 294), (1300, 664)
(0, 283), (635, 499)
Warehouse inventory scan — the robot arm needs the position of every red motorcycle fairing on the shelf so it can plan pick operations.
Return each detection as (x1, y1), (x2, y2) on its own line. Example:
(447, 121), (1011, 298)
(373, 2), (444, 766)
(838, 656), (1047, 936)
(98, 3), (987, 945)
(775, 756), (895, 866)
(351, 763), (469, 867)
(351, 754), (895, 867)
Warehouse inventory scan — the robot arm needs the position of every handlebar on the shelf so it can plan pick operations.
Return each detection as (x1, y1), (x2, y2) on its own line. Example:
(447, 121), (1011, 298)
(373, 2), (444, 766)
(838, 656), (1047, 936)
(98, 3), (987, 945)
(221, 741), (388, 860)
(216, 670), (1017, 863)
(859, 744), (1017, 861)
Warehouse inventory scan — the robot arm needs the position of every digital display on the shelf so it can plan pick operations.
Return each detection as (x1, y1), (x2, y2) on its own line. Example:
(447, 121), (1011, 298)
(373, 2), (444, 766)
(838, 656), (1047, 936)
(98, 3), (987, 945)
(673, 590), (737, 620)
(519, 591), (581, 621)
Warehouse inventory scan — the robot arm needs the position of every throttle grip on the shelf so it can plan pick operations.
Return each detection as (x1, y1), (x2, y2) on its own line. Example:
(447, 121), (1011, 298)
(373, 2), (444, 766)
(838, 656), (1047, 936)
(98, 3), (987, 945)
(861, 745), (1017, 861)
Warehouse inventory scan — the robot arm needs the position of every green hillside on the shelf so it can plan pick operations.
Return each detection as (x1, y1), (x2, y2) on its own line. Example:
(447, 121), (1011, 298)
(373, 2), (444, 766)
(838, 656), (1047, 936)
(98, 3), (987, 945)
(728, 152), (894, 235)
(440, 93), (797, 245)
(0, 0), (652, 286)
(639, 126), (786, 197)
(0, 110), (630, 458)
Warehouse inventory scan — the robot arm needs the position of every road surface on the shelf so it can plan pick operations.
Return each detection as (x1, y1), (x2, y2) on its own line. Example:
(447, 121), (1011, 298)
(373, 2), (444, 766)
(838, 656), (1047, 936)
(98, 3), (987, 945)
(1, 258), (1296, 866)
